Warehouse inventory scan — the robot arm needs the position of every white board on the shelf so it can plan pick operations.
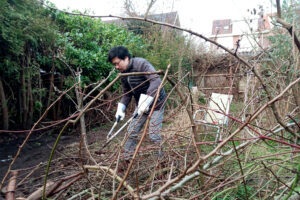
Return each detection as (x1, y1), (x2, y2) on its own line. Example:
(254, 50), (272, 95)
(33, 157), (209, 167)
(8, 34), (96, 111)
(205, 93), (233, 125)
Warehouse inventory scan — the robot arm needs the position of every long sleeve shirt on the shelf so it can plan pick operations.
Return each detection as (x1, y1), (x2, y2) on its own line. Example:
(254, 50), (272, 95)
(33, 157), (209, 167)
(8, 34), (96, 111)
(120, 57), (166, 111)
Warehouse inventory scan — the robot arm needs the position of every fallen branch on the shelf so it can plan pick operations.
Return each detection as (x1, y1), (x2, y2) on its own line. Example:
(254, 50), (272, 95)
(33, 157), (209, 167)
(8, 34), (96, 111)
(27, 181), (55, 200)
(5, 171), (18, 200)
(28, 172), (83, 200)
(83, 165), (136, 197)
(51, 174), (83, 195)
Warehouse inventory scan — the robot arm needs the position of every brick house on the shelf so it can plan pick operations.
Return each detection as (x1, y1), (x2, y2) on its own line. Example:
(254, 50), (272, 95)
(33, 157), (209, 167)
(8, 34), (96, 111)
(209, 14), (273, 53)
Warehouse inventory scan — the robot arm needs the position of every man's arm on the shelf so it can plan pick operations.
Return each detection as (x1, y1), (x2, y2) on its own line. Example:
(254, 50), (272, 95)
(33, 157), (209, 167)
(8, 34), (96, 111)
(140, 60), (162, 97)
(119, 78), (133, 107)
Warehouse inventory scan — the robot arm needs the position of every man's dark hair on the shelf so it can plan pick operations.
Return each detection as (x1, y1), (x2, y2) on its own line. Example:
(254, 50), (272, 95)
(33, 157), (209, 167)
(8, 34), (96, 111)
(108, 46), (131, 63)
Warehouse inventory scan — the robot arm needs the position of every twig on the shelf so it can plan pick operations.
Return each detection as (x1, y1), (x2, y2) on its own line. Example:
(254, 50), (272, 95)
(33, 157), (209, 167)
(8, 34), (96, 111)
(83, 69), (115, 101)
(52, 175), (83, 195)
(287, 115), (300, 130)
(17, 163), (42, 187)
(232, 141), (249, 200)
(167, 77), (201, 158)
(283, 162), (300, 200)
(91, 187), (95, 200)
(135, 173), (140, 200)
(261, 161), (300, 196)
(83, 165), (136, 197)
(144, 0), (157, 20)
(67, 188), (90, 200)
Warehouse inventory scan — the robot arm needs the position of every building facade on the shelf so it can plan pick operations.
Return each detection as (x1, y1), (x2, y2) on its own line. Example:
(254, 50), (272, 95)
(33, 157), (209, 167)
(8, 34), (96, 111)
(209, 14), (273, 53)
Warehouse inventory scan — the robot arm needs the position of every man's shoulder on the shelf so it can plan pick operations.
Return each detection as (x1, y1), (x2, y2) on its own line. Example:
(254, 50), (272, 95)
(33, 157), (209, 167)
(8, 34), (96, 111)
(132, 57), (148, 64)
(132, 57), (153, 70)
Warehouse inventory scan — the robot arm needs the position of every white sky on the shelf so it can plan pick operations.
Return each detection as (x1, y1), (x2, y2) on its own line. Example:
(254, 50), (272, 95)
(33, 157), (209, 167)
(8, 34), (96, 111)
(48, 0), (275, 36)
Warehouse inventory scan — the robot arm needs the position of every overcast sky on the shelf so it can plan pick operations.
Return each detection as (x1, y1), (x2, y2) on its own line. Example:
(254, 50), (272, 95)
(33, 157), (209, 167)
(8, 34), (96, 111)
(48, 0), (275, 35)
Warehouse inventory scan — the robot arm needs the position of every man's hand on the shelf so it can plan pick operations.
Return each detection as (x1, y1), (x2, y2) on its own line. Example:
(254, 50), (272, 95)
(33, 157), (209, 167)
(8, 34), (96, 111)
(137, 94), (154, 116)
(115, 103), (126, 121)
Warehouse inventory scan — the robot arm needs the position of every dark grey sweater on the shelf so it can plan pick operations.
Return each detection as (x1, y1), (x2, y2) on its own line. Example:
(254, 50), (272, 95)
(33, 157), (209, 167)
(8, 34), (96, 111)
(120, 57), (166, 111)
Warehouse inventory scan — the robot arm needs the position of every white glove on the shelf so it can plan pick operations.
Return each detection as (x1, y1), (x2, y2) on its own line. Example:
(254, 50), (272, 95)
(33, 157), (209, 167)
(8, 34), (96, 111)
(115, 103), (126, 121)
(137, 94), (154, 116)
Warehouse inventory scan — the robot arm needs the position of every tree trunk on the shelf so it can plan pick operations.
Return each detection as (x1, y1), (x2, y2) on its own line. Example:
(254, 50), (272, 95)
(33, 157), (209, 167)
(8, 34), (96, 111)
(292, 59), (300, 131)
(0, 76), (9, 130)
(21, 56), (28, 129)
(74, 69), (96, 164)
(75, 73), (87, 135)
(27, 75), (33, 128)
(47, 51), (55, 117)
(56, 75), (64, 119)
(38, 66), (42, 117)
(177, 45), (185, 81)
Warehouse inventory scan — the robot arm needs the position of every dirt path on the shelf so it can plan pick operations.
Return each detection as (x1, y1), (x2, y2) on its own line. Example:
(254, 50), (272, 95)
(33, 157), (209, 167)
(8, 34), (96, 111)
(0, 128), (110, 184)
(0, 135), (73, 178)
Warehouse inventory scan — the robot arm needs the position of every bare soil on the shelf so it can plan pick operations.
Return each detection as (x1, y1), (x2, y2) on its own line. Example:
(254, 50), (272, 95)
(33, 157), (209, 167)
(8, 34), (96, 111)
(0, 127), (111, 199)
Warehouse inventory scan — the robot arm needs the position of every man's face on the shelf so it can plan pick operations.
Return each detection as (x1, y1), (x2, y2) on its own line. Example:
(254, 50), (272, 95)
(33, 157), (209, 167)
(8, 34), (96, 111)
(112, 56), (129, 72)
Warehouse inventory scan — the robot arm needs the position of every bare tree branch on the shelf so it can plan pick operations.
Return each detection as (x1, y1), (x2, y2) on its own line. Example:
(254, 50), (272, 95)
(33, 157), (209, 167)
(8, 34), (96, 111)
(275, 1), (300, 52)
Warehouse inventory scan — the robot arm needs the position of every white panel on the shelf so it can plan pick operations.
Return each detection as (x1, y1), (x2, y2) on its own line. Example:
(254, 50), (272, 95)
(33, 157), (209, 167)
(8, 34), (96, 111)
(205, 93), (233, 125)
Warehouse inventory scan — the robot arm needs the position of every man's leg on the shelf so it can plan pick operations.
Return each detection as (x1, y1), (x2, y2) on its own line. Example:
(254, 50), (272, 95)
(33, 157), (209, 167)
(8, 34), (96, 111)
(124, 111), (147, 160)
(149, 107), (164, 157)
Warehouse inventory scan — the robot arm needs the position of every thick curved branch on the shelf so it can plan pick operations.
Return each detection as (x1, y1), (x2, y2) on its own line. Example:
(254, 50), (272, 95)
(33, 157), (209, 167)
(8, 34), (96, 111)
(276, 18), (300, 52)
(275, 0), (300, 52)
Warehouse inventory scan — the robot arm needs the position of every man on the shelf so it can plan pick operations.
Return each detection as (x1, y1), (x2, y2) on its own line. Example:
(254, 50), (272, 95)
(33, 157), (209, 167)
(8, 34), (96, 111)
(108, 46), (166, 161)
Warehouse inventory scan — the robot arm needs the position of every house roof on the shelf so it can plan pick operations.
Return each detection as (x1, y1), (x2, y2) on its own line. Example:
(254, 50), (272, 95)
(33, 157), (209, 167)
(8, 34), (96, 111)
(146, 11), (180, 26)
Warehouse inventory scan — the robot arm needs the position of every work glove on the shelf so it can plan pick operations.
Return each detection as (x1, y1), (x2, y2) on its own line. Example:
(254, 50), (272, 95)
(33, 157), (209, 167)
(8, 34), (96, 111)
(137, 94), (154, 116)
(115, 103), (126, 122)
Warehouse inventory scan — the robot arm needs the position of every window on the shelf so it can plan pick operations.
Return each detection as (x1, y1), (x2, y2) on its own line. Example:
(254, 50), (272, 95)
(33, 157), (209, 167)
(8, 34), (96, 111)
(224, 25), (229, 30)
